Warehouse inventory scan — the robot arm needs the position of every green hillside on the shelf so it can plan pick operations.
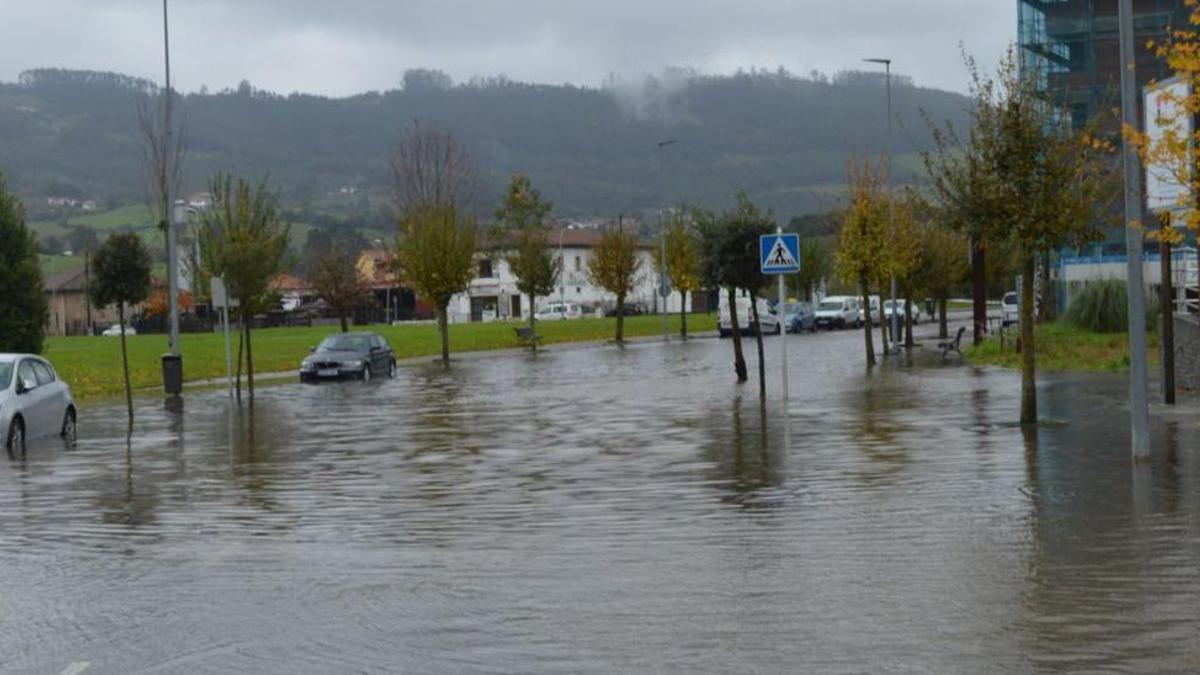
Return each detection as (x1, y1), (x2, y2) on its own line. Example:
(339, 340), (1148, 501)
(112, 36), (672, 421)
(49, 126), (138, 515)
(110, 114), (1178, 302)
(0, 67), (970, 226)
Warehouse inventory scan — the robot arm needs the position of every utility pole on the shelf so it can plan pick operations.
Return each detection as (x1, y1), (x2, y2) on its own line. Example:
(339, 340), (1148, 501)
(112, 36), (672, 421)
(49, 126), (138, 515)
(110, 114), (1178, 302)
(84, 247), (93, 335)
(1118, 0), (1151, 460)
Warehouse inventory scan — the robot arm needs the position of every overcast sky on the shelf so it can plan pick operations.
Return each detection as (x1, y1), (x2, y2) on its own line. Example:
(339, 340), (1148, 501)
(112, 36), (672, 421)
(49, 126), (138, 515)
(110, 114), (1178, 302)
(0, 1), (1017, 96)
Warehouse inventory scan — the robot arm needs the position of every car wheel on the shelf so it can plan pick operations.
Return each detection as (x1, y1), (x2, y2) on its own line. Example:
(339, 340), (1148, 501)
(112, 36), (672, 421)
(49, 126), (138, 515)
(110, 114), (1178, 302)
(6, 417), (25, 455)
(61, 407), (77, 442)
(361, 365), (372, 382)
(775, 323), (782, 335)
(388, 360), (397, 379)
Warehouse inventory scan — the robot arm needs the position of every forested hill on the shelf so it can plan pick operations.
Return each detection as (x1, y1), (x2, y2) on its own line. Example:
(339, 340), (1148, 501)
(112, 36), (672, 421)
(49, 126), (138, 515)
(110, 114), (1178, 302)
(0, 67), (970, 221)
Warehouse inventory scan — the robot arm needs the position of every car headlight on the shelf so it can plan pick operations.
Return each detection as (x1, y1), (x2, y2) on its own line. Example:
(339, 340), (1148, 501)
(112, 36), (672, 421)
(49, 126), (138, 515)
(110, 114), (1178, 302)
(301, 360), (314, 371)
(341, 360), (363, 369)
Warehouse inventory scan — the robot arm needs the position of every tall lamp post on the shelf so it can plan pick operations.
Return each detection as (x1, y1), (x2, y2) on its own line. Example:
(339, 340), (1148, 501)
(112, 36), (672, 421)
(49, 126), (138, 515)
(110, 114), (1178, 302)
(1117, 0), (1151, 460)
(162, 0), (179, 356)
(656, 139), (678, 341)
(864, 57), (898, 354)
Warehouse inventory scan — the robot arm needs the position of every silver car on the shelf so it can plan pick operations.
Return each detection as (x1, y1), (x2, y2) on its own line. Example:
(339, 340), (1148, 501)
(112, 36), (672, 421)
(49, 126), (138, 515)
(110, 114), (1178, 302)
(1, 354), (77, 454)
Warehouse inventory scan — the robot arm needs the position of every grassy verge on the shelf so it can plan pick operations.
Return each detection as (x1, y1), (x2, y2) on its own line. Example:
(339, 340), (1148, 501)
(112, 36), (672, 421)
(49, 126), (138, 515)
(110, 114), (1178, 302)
(966, 322), (1159, 372)
(44, 313), (717, 400)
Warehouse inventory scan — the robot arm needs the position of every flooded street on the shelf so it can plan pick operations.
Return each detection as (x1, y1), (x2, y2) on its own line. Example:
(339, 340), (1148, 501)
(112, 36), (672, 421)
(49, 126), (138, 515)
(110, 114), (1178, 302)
(3, 324), (1199, 673)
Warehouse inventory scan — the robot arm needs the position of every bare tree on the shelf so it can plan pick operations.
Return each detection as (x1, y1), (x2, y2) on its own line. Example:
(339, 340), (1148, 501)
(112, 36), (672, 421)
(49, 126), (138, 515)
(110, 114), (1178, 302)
(390, 120), (479, 212)
(391, 122), (480, 364)
(136, 93), (187, 232)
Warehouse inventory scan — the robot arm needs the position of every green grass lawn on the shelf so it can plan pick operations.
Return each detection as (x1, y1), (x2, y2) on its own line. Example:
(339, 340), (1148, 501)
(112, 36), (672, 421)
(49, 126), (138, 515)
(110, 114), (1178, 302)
(39, 253), (84, 277)
(44, 313), (717, 401)
(966, 322), (1159, 372)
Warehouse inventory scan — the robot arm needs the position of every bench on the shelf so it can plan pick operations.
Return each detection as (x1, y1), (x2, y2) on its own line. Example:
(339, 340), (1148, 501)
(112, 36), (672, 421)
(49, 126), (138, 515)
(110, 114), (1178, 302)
(938, 325), (966, 358)
(514, 325), (542, 348)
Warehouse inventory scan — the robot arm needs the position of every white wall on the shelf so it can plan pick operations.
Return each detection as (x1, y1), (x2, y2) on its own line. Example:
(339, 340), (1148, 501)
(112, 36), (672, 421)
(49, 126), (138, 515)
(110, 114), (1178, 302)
(448, 245), (690, 323)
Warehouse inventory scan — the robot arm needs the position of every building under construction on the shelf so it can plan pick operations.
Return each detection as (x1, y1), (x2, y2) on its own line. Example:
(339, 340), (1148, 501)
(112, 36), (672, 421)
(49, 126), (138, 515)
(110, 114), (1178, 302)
(1018, 0), (1184, 131)
(1018, 1), (1199, 326)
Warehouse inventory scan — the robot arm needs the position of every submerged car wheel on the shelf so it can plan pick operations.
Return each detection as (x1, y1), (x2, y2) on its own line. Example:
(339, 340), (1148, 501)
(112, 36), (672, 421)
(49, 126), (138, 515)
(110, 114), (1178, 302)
(61, 407), (77, 442)
(6, 417), (25, 455)
(388, 360), (397, 379)
(361, 365), (372, 382)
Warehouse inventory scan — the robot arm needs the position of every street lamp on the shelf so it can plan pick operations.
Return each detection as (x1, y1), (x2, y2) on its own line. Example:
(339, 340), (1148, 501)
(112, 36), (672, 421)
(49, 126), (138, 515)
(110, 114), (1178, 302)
(1116, 0), (1151, 459)
(863, 57), (899, 354)
(656, 139), (678, 341)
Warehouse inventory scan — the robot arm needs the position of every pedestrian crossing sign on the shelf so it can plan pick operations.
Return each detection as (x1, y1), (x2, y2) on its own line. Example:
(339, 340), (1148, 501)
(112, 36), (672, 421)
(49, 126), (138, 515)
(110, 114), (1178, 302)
(760, 233), (800, 274)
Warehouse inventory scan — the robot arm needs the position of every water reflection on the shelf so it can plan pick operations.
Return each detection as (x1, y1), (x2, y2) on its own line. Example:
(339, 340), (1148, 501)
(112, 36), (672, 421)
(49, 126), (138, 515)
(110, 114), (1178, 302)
(1, 332), (1199, 672)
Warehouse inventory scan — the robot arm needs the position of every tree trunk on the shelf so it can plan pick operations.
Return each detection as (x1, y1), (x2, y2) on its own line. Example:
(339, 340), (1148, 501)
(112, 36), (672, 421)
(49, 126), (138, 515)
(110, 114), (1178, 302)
(437, 303), (450, 365)
(679, 290), (688, 339)
(528, 292), (537, 352)
(118, 302), (132, 421)
(1020, 251), (1037, 425)
(1161, 237), (1175, 405)
(878, 293), (887, 355)
(245, 315), (255, 399)
(235, 308), (244, 401)
(1038, 248), (1052, 323)
(749, 290), (766, 400)
(972, 238), (987, 346)
(803, 285), (812, 302)
(904, 295), (914, 349)
(615, 292), (626, 344)
(861, 276), (876, 367)
(938, 295), (948, 340)
(339, 313), (349, 333)
(728, 287), (748, 382)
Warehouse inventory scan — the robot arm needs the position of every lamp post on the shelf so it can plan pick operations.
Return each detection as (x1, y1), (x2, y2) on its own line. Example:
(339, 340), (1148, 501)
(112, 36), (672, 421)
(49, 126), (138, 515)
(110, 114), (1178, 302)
(1117, 0), (1151, 460)
(864, 57), (898, 354)
(162, 0), (179, 357)
(657, 139), (678, 341)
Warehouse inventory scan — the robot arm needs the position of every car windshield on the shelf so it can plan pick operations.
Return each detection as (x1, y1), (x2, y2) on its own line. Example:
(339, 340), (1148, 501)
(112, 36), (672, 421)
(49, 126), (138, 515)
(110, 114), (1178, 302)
(0, 363), (11, 389)
(318, 335), (370, 352)
(818, 301), (842, 311)
(1003, 293), (1018, 305)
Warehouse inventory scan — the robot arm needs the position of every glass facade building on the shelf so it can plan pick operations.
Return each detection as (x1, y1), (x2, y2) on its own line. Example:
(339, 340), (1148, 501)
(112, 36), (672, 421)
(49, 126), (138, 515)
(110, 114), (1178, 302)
(1018, 0), (1189, 253)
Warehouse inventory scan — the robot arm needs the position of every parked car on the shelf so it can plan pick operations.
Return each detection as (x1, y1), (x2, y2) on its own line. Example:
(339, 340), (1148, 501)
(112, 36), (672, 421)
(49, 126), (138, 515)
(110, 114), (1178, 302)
(602, 302), (646, 318)
(883, 299), (920, 325)
(535, 302), (583, 321)
(815, 296), (861, 330)
(101, 324), (136, 337)
(1001, 292), (1019, 327)
(300, 332), (396, 383)
(784, 301), (817, 333)
(1, 354), (76, 454)
(718, 295), (782, 337)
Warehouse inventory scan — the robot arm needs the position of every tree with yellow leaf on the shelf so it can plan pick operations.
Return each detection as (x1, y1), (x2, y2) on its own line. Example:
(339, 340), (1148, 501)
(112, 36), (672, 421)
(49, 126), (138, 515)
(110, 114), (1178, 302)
(652, 208), (701, 339)
(836, 157), (889, 367)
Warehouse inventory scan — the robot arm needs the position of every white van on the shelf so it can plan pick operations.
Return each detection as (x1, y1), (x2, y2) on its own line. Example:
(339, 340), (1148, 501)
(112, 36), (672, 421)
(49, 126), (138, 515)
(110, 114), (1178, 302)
(534, 302), (582, 321)
(815, 295), (861, 330)
(718, 295), (781, 337)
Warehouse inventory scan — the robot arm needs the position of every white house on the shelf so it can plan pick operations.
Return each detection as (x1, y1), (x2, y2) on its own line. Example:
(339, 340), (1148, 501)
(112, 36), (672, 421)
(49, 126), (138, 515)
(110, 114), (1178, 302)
(447, 228), (693, 323)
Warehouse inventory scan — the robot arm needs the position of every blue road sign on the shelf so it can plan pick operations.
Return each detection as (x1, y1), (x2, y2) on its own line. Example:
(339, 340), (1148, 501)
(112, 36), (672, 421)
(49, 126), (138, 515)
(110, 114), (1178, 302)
(760, 233), (800, 274)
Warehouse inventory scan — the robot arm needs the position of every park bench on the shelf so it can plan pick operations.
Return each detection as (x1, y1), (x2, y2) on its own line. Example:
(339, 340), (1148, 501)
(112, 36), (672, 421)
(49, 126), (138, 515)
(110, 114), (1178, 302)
(939, 325), (966, 359)
(514, 325), (542, 348)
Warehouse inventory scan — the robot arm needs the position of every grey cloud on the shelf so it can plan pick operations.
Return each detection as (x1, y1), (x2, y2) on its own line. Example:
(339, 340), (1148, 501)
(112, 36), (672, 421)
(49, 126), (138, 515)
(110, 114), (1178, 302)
(0, 1), (1015, 95)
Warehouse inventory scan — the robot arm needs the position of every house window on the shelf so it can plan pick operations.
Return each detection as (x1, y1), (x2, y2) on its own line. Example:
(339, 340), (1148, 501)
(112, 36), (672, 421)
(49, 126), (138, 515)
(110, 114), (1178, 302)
(576, 287), (581, 294)
(574, 255), (581, 271)
(478, 258), (494, 278)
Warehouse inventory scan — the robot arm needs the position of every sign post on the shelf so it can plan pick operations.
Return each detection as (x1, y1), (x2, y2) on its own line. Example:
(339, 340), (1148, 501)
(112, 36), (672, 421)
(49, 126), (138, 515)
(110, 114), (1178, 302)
(760, 230), (801, 401)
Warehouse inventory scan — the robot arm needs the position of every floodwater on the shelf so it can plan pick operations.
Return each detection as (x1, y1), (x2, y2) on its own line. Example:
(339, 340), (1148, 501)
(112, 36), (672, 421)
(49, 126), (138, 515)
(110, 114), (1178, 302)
(2, 323), (1199, 673)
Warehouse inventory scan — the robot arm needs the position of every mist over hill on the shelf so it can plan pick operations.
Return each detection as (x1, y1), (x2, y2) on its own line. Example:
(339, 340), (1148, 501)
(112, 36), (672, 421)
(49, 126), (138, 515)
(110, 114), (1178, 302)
(0, 67), (970, 224)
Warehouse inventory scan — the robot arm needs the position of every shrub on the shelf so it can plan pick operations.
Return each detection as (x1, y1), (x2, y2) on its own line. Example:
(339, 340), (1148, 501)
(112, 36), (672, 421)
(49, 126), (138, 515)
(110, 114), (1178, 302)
(1064, 279), (1157, 333)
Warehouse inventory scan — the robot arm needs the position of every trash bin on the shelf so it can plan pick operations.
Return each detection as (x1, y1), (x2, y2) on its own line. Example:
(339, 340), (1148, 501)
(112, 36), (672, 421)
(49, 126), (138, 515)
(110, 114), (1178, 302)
(162, 353), (183, 395)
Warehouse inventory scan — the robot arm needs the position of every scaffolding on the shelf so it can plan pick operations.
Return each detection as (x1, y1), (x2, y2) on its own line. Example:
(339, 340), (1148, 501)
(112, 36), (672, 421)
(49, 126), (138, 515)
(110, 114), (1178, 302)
(1018, 0), (1183, 130)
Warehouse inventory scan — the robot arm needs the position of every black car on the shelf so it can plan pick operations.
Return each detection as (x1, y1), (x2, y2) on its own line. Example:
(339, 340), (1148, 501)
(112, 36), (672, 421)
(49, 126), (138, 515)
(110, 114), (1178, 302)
(300, 332), (396, 383)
